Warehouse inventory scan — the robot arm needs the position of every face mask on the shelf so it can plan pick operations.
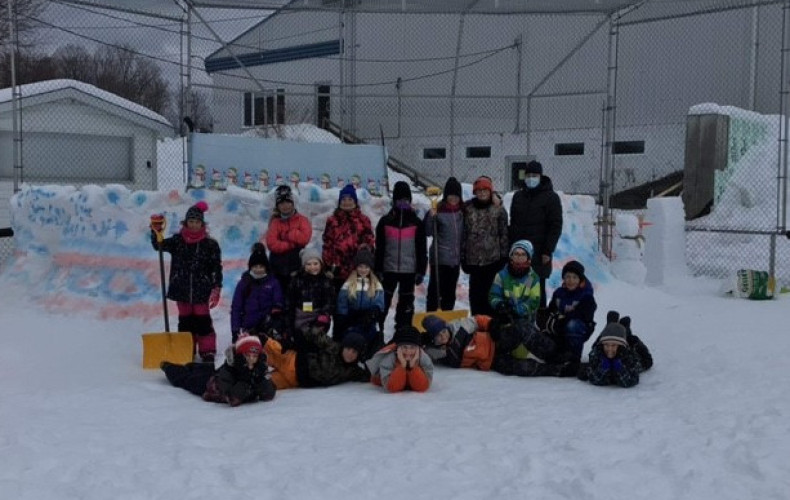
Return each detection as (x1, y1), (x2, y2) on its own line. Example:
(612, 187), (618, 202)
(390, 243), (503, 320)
(250, 269), (267, 280)
(525, 177), (540, 189)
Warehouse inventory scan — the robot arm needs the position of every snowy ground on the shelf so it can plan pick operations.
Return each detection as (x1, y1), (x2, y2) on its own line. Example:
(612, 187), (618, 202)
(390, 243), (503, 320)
(2, 274), (789, 500)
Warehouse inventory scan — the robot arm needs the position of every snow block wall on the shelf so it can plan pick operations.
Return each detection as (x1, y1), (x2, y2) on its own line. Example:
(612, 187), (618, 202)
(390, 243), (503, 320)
(2, 184), (609, 325)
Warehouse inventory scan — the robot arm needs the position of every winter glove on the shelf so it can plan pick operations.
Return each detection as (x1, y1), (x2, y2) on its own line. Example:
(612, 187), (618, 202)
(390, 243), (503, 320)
(150, 213), (165, 233)
(600, 357), (612, 371)
(209, 287), (221, 309)
(611, 358), (624, 372)
(315, 314), (331, 330)
(327, 265), (340, 279)
(415, 274), (425, 286)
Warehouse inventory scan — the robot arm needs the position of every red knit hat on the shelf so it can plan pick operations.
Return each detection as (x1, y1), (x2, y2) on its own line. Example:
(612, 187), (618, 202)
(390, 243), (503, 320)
(473, 176), (493, 193)
(235, 334), (262, 356)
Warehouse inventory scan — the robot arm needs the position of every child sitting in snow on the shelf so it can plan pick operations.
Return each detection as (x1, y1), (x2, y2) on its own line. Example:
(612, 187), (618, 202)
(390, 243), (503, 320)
(161, 334), (276, 407)
(150, 201), (222, 362)
(367, 326), (434, 393)
(539, 260), (597, 367)
(579, 311), (653, 387)
(334, 247), (385, 358)
(489, 240), (541, 323)
(421, 314), (496, 371)
(229, 243), (284, 343)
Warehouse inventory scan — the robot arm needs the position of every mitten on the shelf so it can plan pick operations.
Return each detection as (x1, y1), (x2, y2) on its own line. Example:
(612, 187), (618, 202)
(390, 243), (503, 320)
(415, 274), (424, 286)
(600, 357), (612, 371)
(209, 287), (221, 309)
(316, 314), (331, 329)
(611, 358), (624, 372)
(150, 213), (165, 232)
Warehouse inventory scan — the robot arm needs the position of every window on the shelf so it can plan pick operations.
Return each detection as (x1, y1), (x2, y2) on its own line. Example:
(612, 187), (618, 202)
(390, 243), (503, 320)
(613, 140), (645, 155)
(466, 146), (491, 159)
(554, 142), (585, 156)
(243, 90), (286, 127)
(423, 148), (446, 160)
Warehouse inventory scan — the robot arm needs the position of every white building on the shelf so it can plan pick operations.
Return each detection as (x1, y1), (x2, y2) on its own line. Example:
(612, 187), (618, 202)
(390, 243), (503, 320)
(0, 79), (174, 227)
(204, 1), (783, 195)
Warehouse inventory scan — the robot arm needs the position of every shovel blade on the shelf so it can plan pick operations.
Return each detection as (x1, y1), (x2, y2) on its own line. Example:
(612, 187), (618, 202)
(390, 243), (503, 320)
(141, 332), (194, 369)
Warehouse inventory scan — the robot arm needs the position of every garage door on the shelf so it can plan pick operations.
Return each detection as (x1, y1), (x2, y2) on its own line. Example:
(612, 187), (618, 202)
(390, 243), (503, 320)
(0, 131), (131, 181)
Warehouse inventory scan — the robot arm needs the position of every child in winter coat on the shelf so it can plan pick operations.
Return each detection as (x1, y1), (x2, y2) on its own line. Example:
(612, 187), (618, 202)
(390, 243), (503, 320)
(462, 175), (509, 316)
(423, 176), (464, 312)
(265, 185), (312, 293)
(540, 260), (598, 365)
(488, 240), (541, 322)
(287, 247), (336, 347)
(335, 247), (385, 358)
(150, 201), (223, 362)
(262, 329), (370, 390)
(229, 242), (284, 343)
(488, 315), (577, 378)
(375, 181), (428, 329)
(421, 314), (496, 371)
(367, 326), (434, 393)
(579, 310), (653, 387)
(161, 334), (276, 407)
(322, 184), (375, 291)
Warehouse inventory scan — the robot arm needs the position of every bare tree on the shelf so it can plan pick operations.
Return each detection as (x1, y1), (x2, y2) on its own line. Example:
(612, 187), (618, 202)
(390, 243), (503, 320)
(52, 44), (95, 82)
(0, 0), (46, 47)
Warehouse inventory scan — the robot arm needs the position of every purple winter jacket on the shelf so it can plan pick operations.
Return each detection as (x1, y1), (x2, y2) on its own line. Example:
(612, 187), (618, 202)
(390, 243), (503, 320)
(230, 272), (284, 339)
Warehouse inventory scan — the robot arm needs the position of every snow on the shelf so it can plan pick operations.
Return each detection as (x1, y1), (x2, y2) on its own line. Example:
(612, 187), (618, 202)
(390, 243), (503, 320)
(2, 107), (790, 499)
(0, 79), (172, 128)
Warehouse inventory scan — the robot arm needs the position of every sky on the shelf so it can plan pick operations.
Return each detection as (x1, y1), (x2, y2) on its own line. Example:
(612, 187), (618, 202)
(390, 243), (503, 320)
(2, 137), (790, 499)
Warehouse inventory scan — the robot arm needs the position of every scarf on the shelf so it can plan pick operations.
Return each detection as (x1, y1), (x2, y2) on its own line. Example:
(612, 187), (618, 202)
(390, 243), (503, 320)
(180, 226), (207, 244)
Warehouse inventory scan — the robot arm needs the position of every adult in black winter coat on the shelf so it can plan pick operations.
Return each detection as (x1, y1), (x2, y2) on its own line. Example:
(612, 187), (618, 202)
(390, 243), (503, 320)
(508, 160), (563, 308)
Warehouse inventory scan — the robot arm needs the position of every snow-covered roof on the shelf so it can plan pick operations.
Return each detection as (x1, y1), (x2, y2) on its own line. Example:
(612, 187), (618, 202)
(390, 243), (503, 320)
(0, 79), (174, 135)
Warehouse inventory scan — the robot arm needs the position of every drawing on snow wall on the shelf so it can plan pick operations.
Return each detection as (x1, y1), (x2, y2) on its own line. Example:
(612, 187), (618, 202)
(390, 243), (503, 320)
(188, 134), (389, 196)
(713, 112), (770, 205)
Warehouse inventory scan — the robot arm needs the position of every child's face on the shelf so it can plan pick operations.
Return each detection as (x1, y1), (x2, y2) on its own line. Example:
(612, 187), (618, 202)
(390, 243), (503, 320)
(185, 219), (203, 231)
(445, 194), (461, 206)
(339, 196), (356, 211)
(434, 329), (451, 346)
(397, 344), (419, 359)
(602, 341), (620, 359)
(475, 189), (491, 201)
(250, 264), (267, 276)
(356, 264), (371, 277)
(510, 249), (530, 264)
(341, 347), (359, 363)
(563, 272), (581, 291)
(244, 351), (260, 365)
(304, 259), (322, 275)
(277, 200), (294, 215)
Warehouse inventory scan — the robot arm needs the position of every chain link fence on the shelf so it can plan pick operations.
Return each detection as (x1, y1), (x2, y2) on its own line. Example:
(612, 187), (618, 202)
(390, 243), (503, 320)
(3, 0), (790, 282)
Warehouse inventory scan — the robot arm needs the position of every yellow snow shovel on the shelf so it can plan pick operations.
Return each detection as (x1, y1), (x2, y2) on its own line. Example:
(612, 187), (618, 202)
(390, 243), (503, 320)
(142, 215), (194, 369)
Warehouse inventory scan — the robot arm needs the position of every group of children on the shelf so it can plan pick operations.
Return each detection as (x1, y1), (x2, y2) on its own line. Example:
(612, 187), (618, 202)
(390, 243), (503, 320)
(152, 178), (653, 407)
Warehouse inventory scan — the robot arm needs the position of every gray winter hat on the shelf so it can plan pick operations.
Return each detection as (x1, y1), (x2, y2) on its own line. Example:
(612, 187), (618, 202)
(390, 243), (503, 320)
(599, 322), (628, 347)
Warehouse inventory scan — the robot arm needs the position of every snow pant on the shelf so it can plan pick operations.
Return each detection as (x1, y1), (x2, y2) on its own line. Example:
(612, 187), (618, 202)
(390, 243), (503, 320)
(162, 362), (214, 396)
(382, 272), (416, 330)
(176, 302), (216, 360)
(562, 319), (593, 363)
(465, 261), (501, 316)
(426, 264), (461, 312)
(263, 338), (300, 390)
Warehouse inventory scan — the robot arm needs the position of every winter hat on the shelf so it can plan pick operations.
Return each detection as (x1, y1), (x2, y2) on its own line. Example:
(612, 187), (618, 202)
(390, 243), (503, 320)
(421, 315), (448, 343)
(275, 185), (294, 205)
(473, 176), (493, 193)
(248, 242), (269, 270)
(443, 177), (462, 200)
(393, 325), (422, 347)
(339, 184), (358, 206)
(599, 322), (628, 347)
(353, 247), (375, 269)
(509, 240), (534, 259)
(183, 200), (208, 224)
(562, 260), (585, 280)
(392, 181), (412, 203)
(235, 333), (263, 356)
(341, 332), (368, 358)
(300, 247), (323, 266)
(525, 160), (543, 175)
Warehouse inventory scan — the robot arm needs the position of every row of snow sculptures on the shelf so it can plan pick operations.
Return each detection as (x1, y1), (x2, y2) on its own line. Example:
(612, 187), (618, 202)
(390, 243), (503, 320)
(190, 165), (386, 196)
(611, 212), (647, 286)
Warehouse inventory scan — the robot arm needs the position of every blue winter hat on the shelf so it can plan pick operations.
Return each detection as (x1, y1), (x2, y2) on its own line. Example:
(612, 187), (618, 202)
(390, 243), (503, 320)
(509, 240), (534, 259)
(422, 315), (448, 342)
(339, 184), (358, 206)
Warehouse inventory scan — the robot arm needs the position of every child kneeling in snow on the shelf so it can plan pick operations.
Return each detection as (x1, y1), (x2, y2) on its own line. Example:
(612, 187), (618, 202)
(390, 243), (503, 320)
(367, 326), (434, 393)
(161, 334), (276, 407)
(579, 311), (653, 388)
(421, 314), (496, 371)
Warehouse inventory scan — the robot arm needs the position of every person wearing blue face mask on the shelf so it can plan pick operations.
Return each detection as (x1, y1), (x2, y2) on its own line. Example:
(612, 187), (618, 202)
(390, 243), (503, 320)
(508, 160), (563, 309)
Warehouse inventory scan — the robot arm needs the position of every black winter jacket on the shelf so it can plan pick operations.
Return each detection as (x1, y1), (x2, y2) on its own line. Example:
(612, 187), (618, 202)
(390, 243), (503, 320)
(294, 328), (370, 388)
(508, 176), (563, 279)
(216, 349), (276, 402)
(152, 231), (222, 304)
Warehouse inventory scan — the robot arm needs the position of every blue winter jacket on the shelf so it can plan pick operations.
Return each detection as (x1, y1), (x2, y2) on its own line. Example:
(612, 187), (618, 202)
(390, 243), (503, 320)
(230, 272), (284, 337)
